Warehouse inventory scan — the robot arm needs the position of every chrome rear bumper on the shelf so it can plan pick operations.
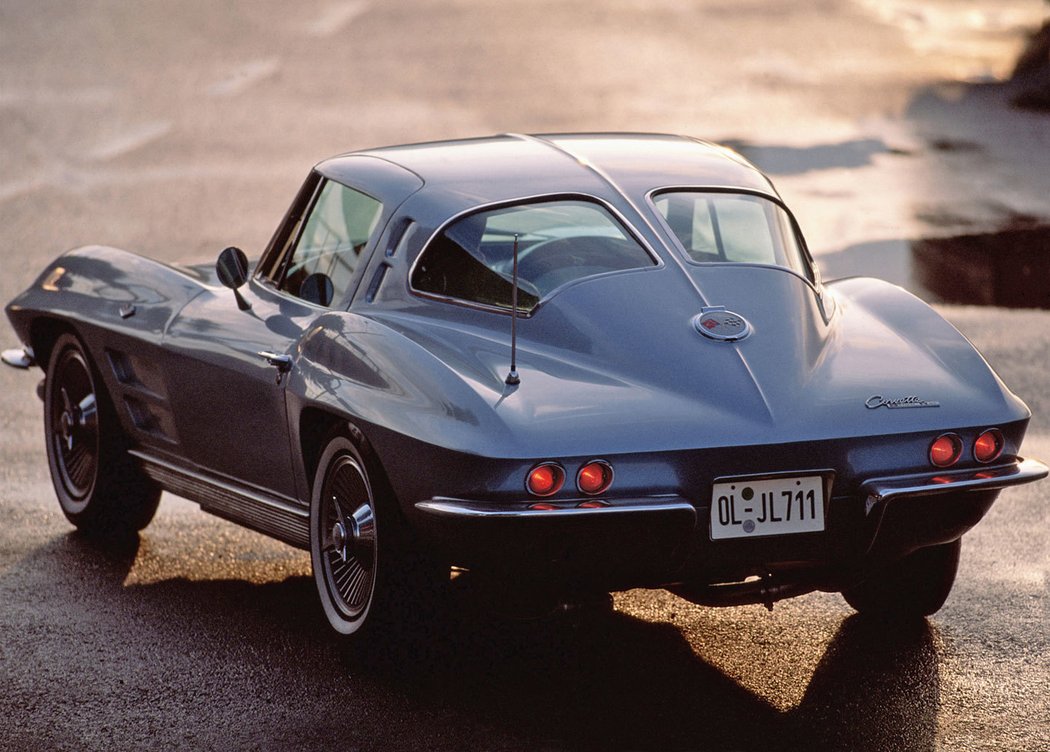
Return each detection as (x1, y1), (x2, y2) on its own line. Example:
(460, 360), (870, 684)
(415, 496), (696, 520)
(861, 457), (1048, 514)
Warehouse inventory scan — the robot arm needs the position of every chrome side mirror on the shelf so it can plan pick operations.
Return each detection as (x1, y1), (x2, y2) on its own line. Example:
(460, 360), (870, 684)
(216, 246), (251, 311)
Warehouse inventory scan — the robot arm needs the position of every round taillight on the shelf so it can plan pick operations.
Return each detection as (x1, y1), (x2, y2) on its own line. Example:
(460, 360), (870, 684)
(930, 434), (962, 468)
(974, 429), (1004, 463)
(577, 461), (614, 496)
(526, 463), (564, 497)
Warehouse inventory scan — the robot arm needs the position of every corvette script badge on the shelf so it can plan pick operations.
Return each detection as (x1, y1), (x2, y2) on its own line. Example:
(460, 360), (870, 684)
(865, 395), (941, 409)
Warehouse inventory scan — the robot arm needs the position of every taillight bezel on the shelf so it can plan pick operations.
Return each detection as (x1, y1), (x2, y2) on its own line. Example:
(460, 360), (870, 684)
(526, 462), (565, 497)
(930, 433), (963, 468)
(973, 428), (1004, 464)
(576, 460), (614, 496)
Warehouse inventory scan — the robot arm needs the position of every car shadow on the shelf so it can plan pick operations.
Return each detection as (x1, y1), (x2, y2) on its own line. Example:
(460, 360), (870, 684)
(2, 533), (939, 751)
(340, 577), (940, 752)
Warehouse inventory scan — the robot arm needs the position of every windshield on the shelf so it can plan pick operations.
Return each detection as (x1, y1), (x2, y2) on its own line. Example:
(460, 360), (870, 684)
(411, 199), (656, 313)
(653, 191), (813, 281)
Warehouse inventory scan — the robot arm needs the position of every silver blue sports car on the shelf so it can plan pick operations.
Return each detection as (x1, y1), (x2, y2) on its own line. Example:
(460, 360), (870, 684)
(4, 133), (1046, 636)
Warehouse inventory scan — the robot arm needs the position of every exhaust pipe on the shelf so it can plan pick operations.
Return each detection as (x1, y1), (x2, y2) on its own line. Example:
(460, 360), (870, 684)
(669, 572), (817, 612)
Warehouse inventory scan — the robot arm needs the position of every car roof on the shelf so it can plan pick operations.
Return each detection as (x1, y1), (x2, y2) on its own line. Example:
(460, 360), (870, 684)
(316, 133), (779, 211)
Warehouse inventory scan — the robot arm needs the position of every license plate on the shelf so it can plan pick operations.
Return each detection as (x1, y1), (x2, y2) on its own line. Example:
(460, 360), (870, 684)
(710, 474), (825, 540)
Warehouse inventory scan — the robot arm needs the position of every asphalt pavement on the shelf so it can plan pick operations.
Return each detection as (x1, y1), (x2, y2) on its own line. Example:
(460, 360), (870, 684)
(1, 1), (1048, 750)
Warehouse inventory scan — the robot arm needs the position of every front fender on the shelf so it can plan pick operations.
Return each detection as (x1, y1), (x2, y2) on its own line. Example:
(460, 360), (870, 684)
(6, 245), (207, 356)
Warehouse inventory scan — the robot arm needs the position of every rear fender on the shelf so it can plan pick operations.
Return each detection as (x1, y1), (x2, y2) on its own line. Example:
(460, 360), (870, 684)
(286, 310), (528, 509)
(826, 276), (1031, 424)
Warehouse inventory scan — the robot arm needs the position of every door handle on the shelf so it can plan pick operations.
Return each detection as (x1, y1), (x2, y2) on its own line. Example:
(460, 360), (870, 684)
(257, 351), (292, 372)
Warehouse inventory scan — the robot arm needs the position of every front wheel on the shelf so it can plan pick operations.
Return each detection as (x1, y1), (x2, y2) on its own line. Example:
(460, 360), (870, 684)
(843, 538), (962, 618)
(44, 333), (160, 536)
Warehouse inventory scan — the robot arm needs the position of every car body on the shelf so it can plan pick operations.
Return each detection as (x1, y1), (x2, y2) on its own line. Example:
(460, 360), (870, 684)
(4, 133), (1047, 634)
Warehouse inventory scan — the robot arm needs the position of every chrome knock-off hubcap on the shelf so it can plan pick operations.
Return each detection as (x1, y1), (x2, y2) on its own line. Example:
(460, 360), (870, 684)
(332, 520), (349, 562)
(349, 503), (376, 570)
(58, 388), (97, 452)
(330, 501), (376, 568)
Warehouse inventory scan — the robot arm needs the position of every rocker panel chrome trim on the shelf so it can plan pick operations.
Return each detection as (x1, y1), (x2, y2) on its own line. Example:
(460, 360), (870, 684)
(129, 450), (310, 548)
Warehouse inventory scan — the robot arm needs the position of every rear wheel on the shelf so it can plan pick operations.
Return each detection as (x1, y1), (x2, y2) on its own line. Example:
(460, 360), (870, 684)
(843, 538), (961, 618)
(44, 333), (160, 536)
(310, 435), (444, 637)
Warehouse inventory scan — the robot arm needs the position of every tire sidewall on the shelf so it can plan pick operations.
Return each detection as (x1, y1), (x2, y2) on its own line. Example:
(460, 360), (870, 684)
(44, 334), (99, 520)
(310, 436), (380, 636)
(844, 538), (961, 617)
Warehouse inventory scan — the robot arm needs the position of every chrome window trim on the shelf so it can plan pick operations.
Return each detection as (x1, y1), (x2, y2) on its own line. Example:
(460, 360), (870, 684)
(406, 192), (665, 317)
(254, 170), (323, 285)
(260, 177), (388, 310)
(257, 175), (326, 287)
(249, 275), (332, 313)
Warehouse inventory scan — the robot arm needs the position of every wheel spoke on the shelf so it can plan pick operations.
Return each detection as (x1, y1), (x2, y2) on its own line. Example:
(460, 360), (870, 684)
(338, 568), (356, 602)
(67, 444), (89, 486)
(333, 553), (361, 589)
(344, 566), (366, 605)
(334, 559), (355, 588)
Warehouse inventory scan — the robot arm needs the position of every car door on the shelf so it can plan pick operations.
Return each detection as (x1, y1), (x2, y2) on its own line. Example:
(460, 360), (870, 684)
(160, 176), (386, 503)
(160, 282), (313, 502)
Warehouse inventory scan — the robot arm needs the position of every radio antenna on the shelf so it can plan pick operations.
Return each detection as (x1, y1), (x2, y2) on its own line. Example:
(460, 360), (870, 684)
(505, 233), (521, 386)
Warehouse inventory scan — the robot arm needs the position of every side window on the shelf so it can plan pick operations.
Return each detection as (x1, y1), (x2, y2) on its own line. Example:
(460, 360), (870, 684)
(278, 180), (383, 306)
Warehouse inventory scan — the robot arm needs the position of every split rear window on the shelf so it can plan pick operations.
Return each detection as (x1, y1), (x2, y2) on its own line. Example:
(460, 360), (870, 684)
(411, 199), (655, 313)
(653, 191), (813, 281)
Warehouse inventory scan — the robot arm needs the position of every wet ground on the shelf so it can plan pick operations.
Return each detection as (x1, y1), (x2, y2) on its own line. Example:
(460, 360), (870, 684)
(732, 78), (1050, 309)
(1, 1), (1049, 750)
(913, 222), (1050, 308)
